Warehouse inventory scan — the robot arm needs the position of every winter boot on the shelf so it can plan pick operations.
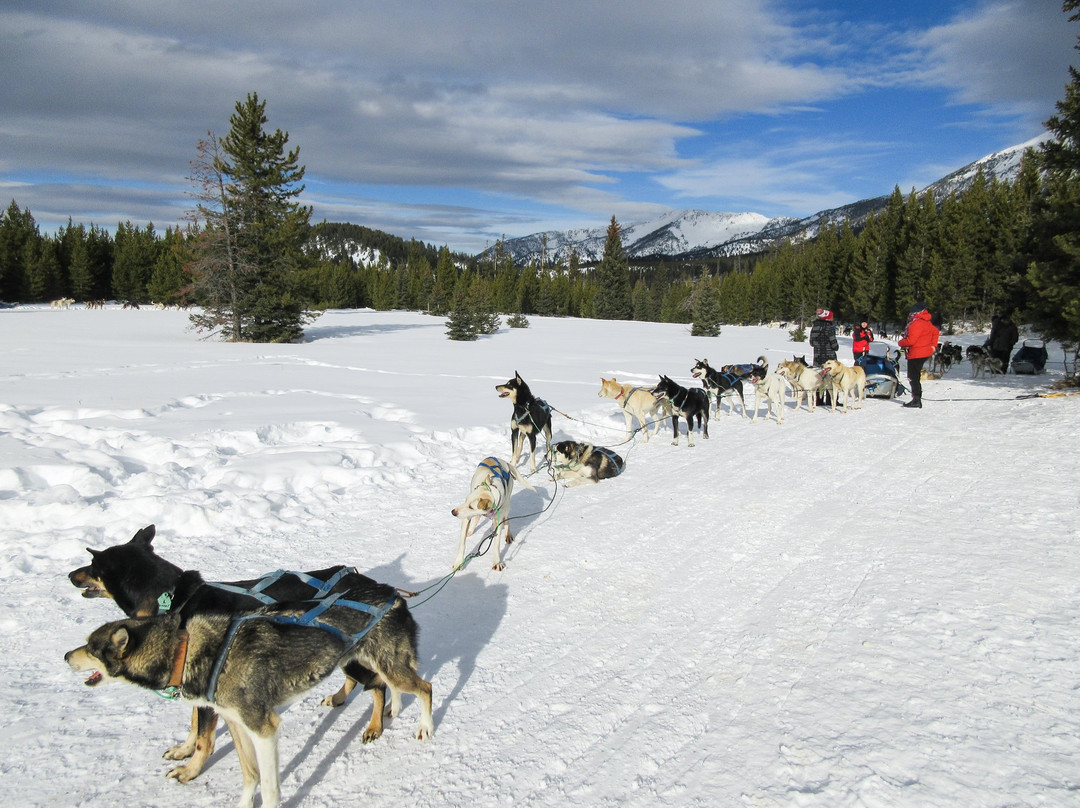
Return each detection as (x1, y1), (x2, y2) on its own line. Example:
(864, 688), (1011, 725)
(902, 398), (922, 408)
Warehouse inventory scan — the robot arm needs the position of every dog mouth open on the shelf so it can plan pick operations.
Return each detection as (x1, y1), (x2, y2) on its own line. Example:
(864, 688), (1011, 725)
(83, 670), (103, 687)
(79, 583), (106, 598)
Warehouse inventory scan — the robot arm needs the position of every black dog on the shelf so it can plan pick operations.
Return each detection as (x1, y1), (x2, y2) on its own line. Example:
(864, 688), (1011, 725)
(654, 375), (710, 446)
(495, 371), (553, 472)
(691, 358), (747, 419)
(68, 525), (400, 782)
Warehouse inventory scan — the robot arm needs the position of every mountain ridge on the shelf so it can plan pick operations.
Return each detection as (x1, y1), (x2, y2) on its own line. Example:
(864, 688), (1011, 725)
(490, 134), (1048, 265)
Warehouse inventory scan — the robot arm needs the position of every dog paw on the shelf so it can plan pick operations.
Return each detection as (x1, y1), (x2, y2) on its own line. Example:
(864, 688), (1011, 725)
(163, 743), (195, 761)
(362, 726), (383, 744)
(320, 693), (345, 708)
(492, 562), (505, 571)
(416, 723), (434, 741)
(166, 763), (200, 783)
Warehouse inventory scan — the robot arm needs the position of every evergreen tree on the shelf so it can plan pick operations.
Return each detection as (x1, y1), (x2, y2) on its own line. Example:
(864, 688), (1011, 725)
(147, 227), (193, 305)
(1026, 12), (1080, 369)
(112, 221), (158, 304)
(0, 201), (38, 301)
(188, 93), (315, 342)
(690, 276), (722, 336)
(592, 216), (632, 319)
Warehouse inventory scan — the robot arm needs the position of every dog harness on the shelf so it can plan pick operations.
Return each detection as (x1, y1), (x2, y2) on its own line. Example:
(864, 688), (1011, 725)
(203, 590), (397, 702)
(478, 459), (512, 488)
(615, 386), (652, 409)
(156, 567), (356, 614)
(513, 398), (551, 431)
(593, 447), (626, 477)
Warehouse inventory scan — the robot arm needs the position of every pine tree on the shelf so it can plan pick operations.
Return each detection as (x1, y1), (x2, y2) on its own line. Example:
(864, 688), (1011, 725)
(1026, 0), (1080, 366)
(592, 216), (632, 319)
(188, 93), (315, 342)
(690, 276), (722, 336)
(0, 201), (38, 301)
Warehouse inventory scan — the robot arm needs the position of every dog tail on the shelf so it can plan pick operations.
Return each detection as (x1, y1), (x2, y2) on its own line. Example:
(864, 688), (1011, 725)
(509, 463), (536, 491)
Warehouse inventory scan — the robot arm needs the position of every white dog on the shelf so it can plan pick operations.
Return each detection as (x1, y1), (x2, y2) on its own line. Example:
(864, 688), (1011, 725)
(822, 359), (867, 412)
(749, 366), (786, 424)
(778, 360), (824, 413)
(451, 456), (535, 571)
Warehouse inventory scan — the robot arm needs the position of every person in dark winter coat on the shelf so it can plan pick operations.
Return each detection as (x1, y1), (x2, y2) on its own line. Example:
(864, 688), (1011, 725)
(987, 313), (1019, 374)
(852, 321), (874, 362)
(809, 308), (839, 366)
(898, 303), (941, 408)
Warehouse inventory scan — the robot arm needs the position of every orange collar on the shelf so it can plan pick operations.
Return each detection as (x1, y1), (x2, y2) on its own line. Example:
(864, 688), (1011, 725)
(168, 630), (189, 689)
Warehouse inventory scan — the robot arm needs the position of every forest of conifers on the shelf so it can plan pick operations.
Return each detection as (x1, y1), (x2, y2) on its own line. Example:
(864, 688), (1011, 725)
(0, 149), (1056, 334)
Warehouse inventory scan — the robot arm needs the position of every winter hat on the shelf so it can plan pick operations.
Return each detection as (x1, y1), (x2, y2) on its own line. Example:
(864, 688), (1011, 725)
(815, 308), (834, 321)
(908, 301), (927, 315)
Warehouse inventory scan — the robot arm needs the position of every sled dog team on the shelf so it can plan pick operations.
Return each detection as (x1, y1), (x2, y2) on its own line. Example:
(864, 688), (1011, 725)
(66, 357), (875, 807)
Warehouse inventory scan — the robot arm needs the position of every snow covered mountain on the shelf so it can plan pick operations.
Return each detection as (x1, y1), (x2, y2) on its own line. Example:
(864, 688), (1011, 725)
(493, 135), (1049, 264)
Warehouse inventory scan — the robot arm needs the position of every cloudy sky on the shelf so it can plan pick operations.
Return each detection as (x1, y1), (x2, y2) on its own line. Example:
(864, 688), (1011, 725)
(1, 0), (1074, 254)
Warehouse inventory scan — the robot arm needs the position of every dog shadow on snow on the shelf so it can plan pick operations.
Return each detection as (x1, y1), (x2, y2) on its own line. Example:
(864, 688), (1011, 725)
(268, 546), (517, 805)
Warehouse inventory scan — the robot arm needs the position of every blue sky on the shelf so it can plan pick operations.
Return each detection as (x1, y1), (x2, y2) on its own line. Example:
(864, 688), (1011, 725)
(0, 0), (1074, 254)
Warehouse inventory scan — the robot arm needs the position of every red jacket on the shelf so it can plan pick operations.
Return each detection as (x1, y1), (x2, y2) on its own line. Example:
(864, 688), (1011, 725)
(852, 326), (873, 354)
(898, 311), (940, 360)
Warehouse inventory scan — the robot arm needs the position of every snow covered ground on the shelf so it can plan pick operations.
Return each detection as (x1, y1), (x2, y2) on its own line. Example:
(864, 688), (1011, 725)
(0, 305), (1077, 808)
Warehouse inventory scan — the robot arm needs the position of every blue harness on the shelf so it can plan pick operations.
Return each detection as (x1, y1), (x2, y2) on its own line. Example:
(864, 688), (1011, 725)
(592, 447), (626, 477)
(155, 567), (395, 702)
(205, 589), (395, 701)
(479, 459), (513, 487)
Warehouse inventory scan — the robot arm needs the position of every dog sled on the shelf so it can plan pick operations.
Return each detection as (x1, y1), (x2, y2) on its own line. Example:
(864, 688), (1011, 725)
(856, 347), (905, 399)
(1011, 339), (1048, 374)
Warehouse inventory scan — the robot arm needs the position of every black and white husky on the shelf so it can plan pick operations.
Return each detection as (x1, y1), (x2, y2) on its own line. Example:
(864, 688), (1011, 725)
(550, 440), (625, 486)
(691, 358), (747, 419)
(653, 375), (710, 446)
(495, 372), (553, 472)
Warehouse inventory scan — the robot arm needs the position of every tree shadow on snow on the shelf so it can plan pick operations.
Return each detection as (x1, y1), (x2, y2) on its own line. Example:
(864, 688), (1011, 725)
(303, 321), (442, 342)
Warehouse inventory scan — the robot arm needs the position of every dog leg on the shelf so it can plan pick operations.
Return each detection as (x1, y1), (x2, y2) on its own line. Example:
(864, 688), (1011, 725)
(165, 706), (217, 782)
(670, 414), (680, 446)
(165, 708), (200, 762)
(224, 718), (260, 808)
(321, 676), (356, 708)
(363, 686), (387, 743)
(452, 515), (475, 570)
(379, 665), (434, 741)
(510, 428), (524, 467)
(249, 729), (281, 808)
(491, 518), (506, 571)
(685, 415), (695, 447)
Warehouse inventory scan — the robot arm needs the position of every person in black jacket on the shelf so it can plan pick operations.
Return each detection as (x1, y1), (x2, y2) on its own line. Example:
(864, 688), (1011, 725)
(987, 313), (1019, 373)
(809, 308), (839, 366)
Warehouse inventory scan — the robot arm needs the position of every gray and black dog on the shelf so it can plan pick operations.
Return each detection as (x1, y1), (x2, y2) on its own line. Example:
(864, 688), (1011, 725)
(68, 525), (418, 781)
(67, 580), (433, 808)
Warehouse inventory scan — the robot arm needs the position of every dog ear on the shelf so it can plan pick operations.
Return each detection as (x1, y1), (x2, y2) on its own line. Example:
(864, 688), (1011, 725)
(87, 547), (100, 558)
(110, 626), (131, 658)
(130, 524), (156, 545)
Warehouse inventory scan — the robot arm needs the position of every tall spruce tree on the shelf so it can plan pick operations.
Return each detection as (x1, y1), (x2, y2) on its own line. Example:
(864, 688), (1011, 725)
(188, 93), (314, 342)
(592, 216), (632, 319)
(1026, 0), (1080, 368)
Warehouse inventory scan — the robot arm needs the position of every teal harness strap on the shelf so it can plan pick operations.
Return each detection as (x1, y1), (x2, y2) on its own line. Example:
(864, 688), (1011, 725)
(204, 593), (396, 702)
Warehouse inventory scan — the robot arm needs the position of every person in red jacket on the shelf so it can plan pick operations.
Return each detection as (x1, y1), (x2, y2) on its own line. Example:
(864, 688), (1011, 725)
(897, 302), (940, 409)
(852, 320), (874, 362)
